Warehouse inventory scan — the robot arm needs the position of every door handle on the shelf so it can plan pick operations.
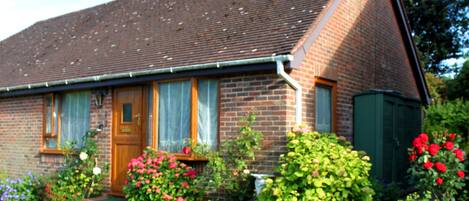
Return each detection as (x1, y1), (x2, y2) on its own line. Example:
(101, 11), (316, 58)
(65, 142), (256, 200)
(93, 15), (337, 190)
(135, 113), (141, 126)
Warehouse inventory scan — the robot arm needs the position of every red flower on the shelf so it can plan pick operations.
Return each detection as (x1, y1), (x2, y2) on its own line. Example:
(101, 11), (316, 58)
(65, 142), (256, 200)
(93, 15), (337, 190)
(453, 149), (465, 161)
(457, 171), (465, 179)
(428, 144), (440, 156)
(409, 154), (417, 161)
(182, 146), (191, 155)
(413, 137), (423, 148)
(181, 181), (190, 188)
(418, 133), (429, 143)
(423, 162), (433, 170)
(435, 162), (447, 173)
(169, 162), (177, 169)
(136, 181), (142, 188)
(183, 169), (197, 179)
(436, 177), (443, 185)
(443, 141), (454, 150)
(448, 133), (456, 141)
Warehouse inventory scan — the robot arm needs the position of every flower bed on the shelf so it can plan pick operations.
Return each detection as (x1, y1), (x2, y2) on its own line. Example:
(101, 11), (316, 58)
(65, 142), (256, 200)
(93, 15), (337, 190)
(0, 173), (40, 201)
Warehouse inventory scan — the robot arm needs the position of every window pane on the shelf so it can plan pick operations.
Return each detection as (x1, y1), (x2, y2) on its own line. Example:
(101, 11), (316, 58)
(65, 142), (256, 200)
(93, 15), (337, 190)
(60, 91), (91, 148)
(45, 138), (57, 149)
(44, 95), (53, 135)
(197, 80), (218, 150)
(315, 85), (332, 132)
(158, 81), (191, 152)
(122, 103), (132, 122)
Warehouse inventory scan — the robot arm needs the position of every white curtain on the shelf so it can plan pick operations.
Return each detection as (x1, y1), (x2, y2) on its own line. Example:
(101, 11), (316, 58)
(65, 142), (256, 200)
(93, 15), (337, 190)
(197, 80), (218, 150)
(158, 81), (191, 152)
(60, 91), (91, 148)
(315, 86), (332, 132)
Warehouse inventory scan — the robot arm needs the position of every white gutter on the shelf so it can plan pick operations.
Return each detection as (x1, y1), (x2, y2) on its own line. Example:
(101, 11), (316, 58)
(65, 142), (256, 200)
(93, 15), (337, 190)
(275, 55), (302, 125)
(0, 55), (292, 93)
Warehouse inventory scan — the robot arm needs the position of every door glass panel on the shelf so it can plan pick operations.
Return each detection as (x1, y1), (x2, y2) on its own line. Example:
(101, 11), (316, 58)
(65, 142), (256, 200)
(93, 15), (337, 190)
(122, 103), (132, 122)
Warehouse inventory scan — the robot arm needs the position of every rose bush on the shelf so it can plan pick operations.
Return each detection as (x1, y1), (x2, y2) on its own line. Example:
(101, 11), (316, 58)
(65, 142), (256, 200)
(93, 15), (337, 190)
(407, 132), (466, 199)
(123, 148), (202, 201)
(259, 127), (374, 201)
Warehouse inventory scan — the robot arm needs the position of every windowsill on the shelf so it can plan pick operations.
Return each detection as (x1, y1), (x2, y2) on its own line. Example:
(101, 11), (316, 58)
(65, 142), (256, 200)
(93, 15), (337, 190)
(169, 153), (208, 161)
(40, 149), (65, 155)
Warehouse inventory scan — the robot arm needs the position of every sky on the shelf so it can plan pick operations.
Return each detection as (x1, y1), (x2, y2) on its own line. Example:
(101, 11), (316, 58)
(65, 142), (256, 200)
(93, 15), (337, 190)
(0, 0), (113, 41)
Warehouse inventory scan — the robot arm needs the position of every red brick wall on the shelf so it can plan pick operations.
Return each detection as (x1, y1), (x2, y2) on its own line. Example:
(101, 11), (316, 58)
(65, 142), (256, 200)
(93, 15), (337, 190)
(290, 0), (421, 139)
(219, 73), (293, 173)
(0, 91), (112, 187)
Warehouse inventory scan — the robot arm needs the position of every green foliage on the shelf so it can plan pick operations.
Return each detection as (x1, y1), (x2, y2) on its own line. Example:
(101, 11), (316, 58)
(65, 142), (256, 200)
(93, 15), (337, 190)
(404, 0), (468, 74)
(259, 128), (374, 201)
(398, 191), (433, 201)
(424, 99), (469, 151)
(447, 59), (469, 100)
(372, 181), (402, 201)
(407, 132), (466, 200)
(45, 130), (109, 201)
(123, 149), (201, 201)
(193, 113), (262, 200)
(424, 72), (447, 103)
(0, 173), (41, 201)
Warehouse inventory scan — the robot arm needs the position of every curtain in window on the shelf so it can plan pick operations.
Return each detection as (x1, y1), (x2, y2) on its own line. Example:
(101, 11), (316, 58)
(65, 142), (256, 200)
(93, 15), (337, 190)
(60, 91), (91, 148)
(315, 86), (332, 132)
(197, 80), (218, 150)
(158, 81), (191, 152)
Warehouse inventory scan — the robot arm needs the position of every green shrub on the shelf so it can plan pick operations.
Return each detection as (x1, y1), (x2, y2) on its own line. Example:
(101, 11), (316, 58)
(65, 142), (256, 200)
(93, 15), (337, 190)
(45, 130), (109, 201)
(407, 132), (466, 200)
(193, 113), (262, 200)
(259, 128), (374, 201)
(424, 99), (469, 151)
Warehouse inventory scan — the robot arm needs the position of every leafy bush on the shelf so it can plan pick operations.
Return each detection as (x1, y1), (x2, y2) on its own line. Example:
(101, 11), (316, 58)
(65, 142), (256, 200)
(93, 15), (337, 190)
(0, 173), (41, 201)
(424, 99), (469, 151)
(123, 148), (202, 201)
(45, 130), (108, 200)
(407, 132), (466, 199)
(259, 127), (374, 201)
(193, 113), (262, 200)
(398, 191), (433, 201)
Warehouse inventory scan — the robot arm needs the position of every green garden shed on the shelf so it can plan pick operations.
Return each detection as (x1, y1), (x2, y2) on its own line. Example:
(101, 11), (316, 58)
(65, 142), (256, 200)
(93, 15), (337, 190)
(354, 90), (422, 184)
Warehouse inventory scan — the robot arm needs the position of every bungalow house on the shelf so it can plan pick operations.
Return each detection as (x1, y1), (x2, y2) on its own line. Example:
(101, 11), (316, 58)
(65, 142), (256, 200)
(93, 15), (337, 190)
(0, 0), (429, 195)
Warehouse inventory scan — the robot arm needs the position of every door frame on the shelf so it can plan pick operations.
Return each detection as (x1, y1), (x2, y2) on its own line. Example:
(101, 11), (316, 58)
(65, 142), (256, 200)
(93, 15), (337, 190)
(110, 85), (149, 195)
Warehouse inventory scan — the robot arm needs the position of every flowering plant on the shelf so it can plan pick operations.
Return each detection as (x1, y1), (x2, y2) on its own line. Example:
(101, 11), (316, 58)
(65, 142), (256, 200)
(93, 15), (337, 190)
(0, 173), (40, 201)
(123, 148), (202, 201)
(45, 130), (108, 200)
(408, 132), (466, 199)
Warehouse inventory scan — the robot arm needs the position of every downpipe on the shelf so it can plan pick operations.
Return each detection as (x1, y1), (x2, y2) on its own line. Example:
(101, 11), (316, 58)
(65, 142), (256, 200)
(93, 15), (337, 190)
(275, 56), (302, 125)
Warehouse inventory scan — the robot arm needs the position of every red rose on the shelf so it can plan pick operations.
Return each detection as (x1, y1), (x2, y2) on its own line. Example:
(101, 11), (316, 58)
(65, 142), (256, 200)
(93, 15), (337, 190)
(423, 162), (433, 170)
(448, 133), (456, 141)
(428, 144), (440, 156)
(435, 162), (447, 173)
(443, 141), (454, 150)
(182, 146), (191, 155)
(436, 177), (443, 185)
(418, 133), (429, 143)
(457, 171), (465, 178)
(409, 154), (417, 161)
(453, 149), (465, 161)
(413, 137), (423, 148)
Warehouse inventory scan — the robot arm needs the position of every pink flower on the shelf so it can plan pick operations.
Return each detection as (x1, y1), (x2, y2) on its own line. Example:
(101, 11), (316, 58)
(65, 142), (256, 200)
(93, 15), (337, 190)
(169, 162), (177, 169)
(183, 169), (197, 179)
(176, 197), (185, 201)
(435, 162), (447, 173)
(145, 179), (150, 184)
(436, 177), (443, 185)
(182, 146), (191, 155)
(181, 181), (189, 188)
(136, 181), (142, 189)
(428, 144), (440, 156)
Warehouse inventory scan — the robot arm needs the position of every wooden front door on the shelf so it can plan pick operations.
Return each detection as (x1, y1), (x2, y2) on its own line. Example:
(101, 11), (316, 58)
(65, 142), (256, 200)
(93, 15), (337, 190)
(112, 86), (144, 193)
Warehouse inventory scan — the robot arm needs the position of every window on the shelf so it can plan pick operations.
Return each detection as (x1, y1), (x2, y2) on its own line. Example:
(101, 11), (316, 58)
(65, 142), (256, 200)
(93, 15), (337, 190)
(150, 79), (219, 155)
(315, 78), (336, 133)
(42, 91), (91, 152)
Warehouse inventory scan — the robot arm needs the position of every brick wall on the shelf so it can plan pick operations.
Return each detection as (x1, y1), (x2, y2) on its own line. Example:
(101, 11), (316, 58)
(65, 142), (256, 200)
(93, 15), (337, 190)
(290, 0), (421, 139)
(0, 90), (112, 187)
(219, 73), (293, 173)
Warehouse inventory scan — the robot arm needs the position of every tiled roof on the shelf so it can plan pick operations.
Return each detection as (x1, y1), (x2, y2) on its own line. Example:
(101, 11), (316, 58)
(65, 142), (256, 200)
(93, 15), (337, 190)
(0, 0), (330, 87)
